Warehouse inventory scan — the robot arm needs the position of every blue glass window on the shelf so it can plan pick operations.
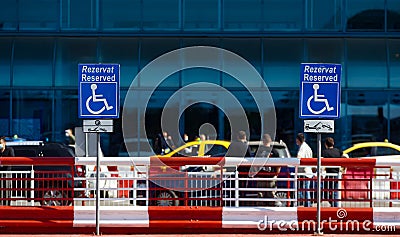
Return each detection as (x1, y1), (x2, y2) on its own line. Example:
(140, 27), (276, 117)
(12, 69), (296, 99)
(0, 90), (10, 136)
(142, 0), (180, 30)
(306, 0), (342, 31)
(181, 38), (221, 86)
(53, 90), (78, 142)
(307, 39), (343, 63)
(19, 0), (59, 30)
(387, 0), (400, 31)
(62, 0), (97, 30)
(99, 38), (139, 88)
(221, 39), (262, 87)
(390, 93), (400, 144)
(264, 0), (303, 31)
(0, 39), (12, 86)
(307, 39), (344, 85)
(388, 40), (400, 88)
(0, 0), (17, 30)
(223, 0), (263, 31)
(13, 38), (54, 87)
(139, 38), (180, 87)
(55, 38), (97, 87)
(12, 90), (53, 140)
(100, 0), (141, 30)
(271, 91), (296, 152)
(182, 38), (220, 48)
(184, 0), (219, 30)
(263, 39), (304, 88)
(347, 39), (387, 88)
(182, 68), (220, 86)
(346, 0), (385, 31)
(347, 91), (388, 142)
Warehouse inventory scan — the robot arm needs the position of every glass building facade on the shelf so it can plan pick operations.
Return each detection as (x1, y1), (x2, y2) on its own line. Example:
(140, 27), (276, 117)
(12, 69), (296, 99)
(1, 0), (400, 154)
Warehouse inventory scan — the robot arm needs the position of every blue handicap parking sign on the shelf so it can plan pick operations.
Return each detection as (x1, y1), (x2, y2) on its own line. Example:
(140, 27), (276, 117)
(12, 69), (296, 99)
(78, 64), (120, 118)
(300, 63), (341, 119)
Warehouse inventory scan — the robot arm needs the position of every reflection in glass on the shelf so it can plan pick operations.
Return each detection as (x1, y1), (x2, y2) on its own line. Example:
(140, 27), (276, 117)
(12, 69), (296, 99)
(142, 0), (179, 30)
(388, 40), (400, 88)
(271, 91), (296, 154)
(0, 0), (17, 30)
(347, 91), (388, 143)
(139, 38), (180, 87)
(53, 90), (78, 143)
(12, 90), (52, 141)
(182, 68), (220, 86)
(184, 0), (219, 30)
(263, 39), (303, 87)
(221, 38), (261, 87)
(0, 39), (12, 86)
(13, 38), (54, 86)
(0, 90), (10, 136)
(100, 0), (140, 30)
(306, 0), (342, 31)
(346, 0), (385, 31)
(390, 93), (400, 144)
(263, 0), (303, 31)
(55, 38), (97, 87)
(387, 0), (400, 31)
(99, 38), (139, 88)
(307, 39), (343, 64)
(19, 0), (58, 30)
(307, 39), (344, 85)
(223, 0), (263, 31)
(62, 0), (97, 30)
(347, 39), (387, 87)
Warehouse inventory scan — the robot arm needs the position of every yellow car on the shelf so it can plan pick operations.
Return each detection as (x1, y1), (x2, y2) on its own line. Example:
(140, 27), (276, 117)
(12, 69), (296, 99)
(343, 141), (400, 158)
(159, 140), (230, 157)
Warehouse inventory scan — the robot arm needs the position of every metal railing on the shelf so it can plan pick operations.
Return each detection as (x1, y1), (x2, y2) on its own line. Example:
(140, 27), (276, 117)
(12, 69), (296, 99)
(1, 156), (400, 208)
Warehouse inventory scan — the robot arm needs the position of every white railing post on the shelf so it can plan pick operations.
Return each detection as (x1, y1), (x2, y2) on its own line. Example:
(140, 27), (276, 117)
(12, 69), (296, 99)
(30, 166), (35, 206)
(235, 170), (239, 207)
(132, 168), (137, 206)
(145, 165), (149, 207)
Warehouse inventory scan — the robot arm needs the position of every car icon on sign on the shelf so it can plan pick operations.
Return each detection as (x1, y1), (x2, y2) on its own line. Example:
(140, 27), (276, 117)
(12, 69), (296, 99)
(305, 122), (333, 131)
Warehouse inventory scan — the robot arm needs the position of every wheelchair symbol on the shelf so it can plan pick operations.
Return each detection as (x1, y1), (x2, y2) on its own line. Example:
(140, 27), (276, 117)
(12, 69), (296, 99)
(306, 84), (334, 115)
(86, 84), (114, 115)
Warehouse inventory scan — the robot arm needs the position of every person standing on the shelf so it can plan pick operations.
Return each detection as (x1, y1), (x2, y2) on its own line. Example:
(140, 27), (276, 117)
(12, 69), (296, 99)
(181, 133), (193, 155)
(296, 133), (313, 207)
(65, 128), (76, 145)
(226, 131), (252, 158)
(0, 137), (15, 205)
(227, 131), (252, 206)
(253, 134), (282, 206)
(322, 137), (342, 207)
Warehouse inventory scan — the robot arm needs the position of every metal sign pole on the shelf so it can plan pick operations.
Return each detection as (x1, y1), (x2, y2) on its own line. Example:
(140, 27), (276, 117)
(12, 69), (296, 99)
(96, 133), (100, 235)
(78, 63), (119, 235)
(85, 133), (89, 157)
(316, 133), (323, 235)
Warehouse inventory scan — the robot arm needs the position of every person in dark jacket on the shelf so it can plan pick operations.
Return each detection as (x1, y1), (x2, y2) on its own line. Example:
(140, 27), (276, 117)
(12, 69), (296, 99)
(0, 136), (15, 205)
(253, 134), (282, 206)
(0, 137), (14, 158)
(322, 137), (342, 207)
(226, 130), (251, 157)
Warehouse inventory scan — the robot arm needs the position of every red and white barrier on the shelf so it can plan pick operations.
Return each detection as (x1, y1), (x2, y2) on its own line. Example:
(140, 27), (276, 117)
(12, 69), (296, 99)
(1, 156), (400, 234)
